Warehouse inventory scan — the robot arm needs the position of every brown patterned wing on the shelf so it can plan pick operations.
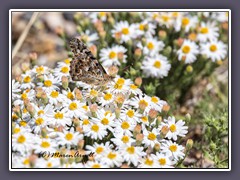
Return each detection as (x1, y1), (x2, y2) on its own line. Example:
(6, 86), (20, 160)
(69, 37), (108, 84)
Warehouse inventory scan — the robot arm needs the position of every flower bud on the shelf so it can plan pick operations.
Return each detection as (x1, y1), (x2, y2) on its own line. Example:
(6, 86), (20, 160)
(158, 30), (167, 40)
(161, 125), (169, 136)
(149, 109), (158, 119)
(74, 88), (83, 101)
(90, 104), (98, 118)
(186, 65), (193, 73)
(185, 113), (191, 121)
(133, 124), (142, 135)
(29, 154), (38, 168)
(55, 26), (64, 37)
(73, 117), (80, 127)
(13, 105), (21, 118)
(26, 103), (35, 117)
(162, 46), (172, 57)
(162, 104), (170, 112)
(216, 59), (223, 65)
(154, 143), (161, 152)
(29, 52), (37, 66)
(134, 77), (142, 87)
(134, 48), (142, 59)
(115, 108), (121, 119)
(99, 30), (106, 39)
(186, 139), (193, 150)
(41, 127), (48, 138)
(107, 66), (119, 77)
(41, 92), (49, 105)
(136, 133), (144, 145)
(61, 76), (68, 90)
(77, 139), (85, 150)
(188, 33), (197, 41)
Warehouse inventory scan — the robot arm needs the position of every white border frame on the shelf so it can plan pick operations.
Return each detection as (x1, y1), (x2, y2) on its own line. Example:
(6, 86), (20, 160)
(9, 9), (231, 171)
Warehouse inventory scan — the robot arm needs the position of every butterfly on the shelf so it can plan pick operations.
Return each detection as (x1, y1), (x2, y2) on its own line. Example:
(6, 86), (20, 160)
(69, 37), (114, 86)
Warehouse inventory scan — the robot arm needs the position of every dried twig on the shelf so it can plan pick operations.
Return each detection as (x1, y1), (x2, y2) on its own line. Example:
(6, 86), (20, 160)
(12, 12), (40, 59)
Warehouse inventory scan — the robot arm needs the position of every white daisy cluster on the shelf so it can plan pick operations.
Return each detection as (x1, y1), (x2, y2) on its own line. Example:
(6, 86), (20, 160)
(12, 60), (188, 168)
(75, 12), (228, 79)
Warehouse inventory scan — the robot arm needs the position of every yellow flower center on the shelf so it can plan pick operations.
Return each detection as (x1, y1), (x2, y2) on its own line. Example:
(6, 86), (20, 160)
(69, 102), (77, 110)
(61, 66), (69, 73)
(147, 42), (154, 50)
(121, 135), (130, 143)
(50, 91), (59, 98)
(200, 27), (209, 34)
(151, 96), (159, 103)
(126, 110), (135, 118)
(104, 93), (112, 101)
(182, 45), (191, 54)
(23, 158), (29, 165)
(64, 59), (71, 64)
(13, 128), (20, 134)
(12, 113), (18, 120)
(38, 110), (44, 116)
(104, 111), (112, 116)
(141, 116), (148, 123)
(20, 121), (27, 127)
(169, 144), (177, 152)
(23, 108), (28, 114)
(122, 28), (129, 35)
(83, 119), (90, 125)
(23, 76), (31, 83)
(148, 132), (156, 141)
(67, 92), (74, 100)
(169, 124), (177, 132)
(47, 162), (52, 168)
(159, 158), (166, 165)
(101, 118), (109, 125)
(36, 66), (44, 74)
(145, 158), (154, 166)
(121, 121), (130, 129)
(96, 147), (104, 154)
(65, 133), (73, 141)
(130, 84), (137, 90)
(82, 105), (88, 111)
(44, 80), (52, 87)
(92, 164), (101, 168)
(182, 17), (190, 26)
(54, 112), (63, 119)
(139, 24), (145, 31)
(210, 44), (217, 52)
(99, 12), (106, 17)
(91, 124), (99, 132)
(153, 60), (161, 69)
(114, 78), (125, 90)
(17, 135), (26, 143)
(41, 141), (50, 148)
(127, 146), (135, 154)
(162, 15), (170, 22)
(107, 152), (117, 159)
(35, 118), (44, 125)
(152, 13), (159, 19)
(109, 51), (117, 59)
(172, 12), (179, 17)
(90, 89), (98, 97)
(21, 93), (28, 100)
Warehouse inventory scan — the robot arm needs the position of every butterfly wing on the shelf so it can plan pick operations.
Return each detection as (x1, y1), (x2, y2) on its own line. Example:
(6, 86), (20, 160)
(69, 37), (107, 83)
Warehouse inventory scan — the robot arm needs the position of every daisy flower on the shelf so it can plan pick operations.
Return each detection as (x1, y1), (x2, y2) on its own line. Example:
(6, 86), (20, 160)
(142, 128), (160, 148)
(138, 154), (159, 168)
(20, 73), (35, 90)
(35, 158), (61, 168)
(112, 119), (136, 137)
(99, 91), (115, 106)
(49, 109), (72, 127)
(120, 145), (146, 167)
(84, 123), (108, 140)
(142, 55), (171, 78)
(175, 16), (198, 32)
(33, 138), (57, 154)
(99, 45), (127, 67)
(12, 132), (37, 156)
(197, 21), (219, 42)
(161, 116), (188, 141)
(79, 30), (99, 45)
(62, 100), (87, 119)
(89, 12), (108, 23)
(111, 133), (135, 148)
(84, 160), (109, 168)
(211, 12), (228, 22)
(33, 65), (49, 76)
(53, 63), (70, 81)
(47, 90), (66, 106)
(129, 95), (150, 113)
(12, 80), (21, 100)
(147, 96), (167, 112)
(161, 140), (185, 160)
(128, 84), (142, 96)
(120, 108), (141, 122)
(102, 150), (123, 167)
(177, 39), (199, 64)
(134, 20), (156, 37)
(37, 74), (60, 93)
(155, 152), (175, 168)
(137, 37), (165, 57)
(200, 40), (227, 62)
(110, 77), (132, 94)
(85, 142), (113, 160)
(56, 128), (83, 148)
(91, 109), (115, 131)
(13, 89), (35, 107)
(111, 21), (136, 43)
(158, 12), (175, 28)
